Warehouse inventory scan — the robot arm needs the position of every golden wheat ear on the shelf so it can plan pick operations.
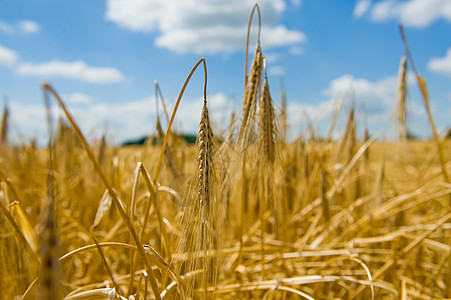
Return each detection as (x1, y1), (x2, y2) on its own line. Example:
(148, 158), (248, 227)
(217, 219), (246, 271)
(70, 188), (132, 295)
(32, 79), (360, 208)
(258, 63), (276, 164)
(0, 103), (8, 144)
(238, 43), (263, 145)
(194, 97), (220, 300)
(279, 75), (288, 142)
(396, 55), (408, 141)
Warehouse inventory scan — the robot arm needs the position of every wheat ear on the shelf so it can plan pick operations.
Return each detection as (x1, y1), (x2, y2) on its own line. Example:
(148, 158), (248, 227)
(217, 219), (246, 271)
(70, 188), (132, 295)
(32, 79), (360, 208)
(238, 43), (263, 144)
(279, 76), (288, 142)
(0, 103), (8, 144)
(396, 55), (408, 141)
(258, 65), (276, 163)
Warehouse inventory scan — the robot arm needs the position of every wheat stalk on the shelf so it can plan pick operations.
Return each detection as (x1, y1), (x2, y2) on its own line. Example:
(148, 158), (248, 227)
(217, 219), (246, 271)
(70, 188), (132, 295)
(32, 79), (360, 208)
(238, 3), (262, 146)
(38, 86), (61, 300)
(279, 76), (288, 142)
(399, 25), (451, 295)
(42, 83), (162, 300)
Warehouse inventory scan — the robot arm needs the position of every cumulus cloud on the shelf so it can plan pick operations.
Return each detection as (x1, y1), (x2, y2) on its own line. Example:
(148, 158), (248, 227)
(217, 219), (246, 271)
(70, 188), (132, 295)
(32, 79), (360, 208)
(269, 65), (285, 76)
(16, 60), (125, 84)
(282, 73), (430, 140)
(0, 44), (18, 66)
(9, 99), (153, 145)
(0, 19), (41, 34)
(427, 48), (451, 77)
(264, 52), (280, 63)
(8, 92), (232, 145)
(64, 92), (95, 105)
(289, 46), (304, 55)
(324, 74), (397, 116)
(105, 0), (305, 54)
(368, 0), (451, 27)
(353, 0), (372, 18)
(18, 20), (40, 34)
(0, 20), (14, 34)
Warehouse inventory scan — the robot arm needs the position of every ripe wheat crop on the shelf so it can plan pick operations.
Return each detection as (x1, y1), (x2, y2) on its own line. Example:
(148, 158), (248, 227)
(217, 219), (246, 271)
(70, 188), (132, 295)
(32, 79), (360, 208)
(1, 7), (450, 300)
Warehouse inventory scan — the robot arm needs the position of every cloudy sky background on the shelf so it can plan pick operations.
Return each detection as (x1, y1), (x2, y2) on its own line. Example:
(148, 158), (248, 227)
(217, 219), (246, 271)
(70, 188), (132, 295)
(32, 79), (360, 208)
(1, 0), (451, 144)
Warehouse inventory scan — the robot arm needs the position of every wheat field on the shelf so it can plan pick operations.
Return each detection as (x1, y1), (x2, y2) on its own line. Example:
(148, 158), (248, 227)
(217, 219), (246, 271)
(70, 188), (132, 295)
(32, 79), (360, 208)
(1, 6), (451, 300)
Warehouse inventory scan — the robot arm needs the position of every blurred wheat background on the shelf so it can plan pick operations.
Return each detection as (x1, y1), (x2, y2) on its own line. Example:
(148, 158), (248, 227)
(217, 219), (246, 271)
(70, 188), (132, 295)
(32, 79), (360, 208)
(1, 3), (451, 300)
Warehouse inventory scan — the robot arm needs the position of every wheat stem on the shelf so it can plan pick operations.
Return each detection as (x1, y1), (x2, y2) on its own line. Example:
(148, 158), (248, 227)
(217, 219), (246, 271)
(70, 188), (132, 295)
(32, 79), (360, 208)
(42, 83), (162, 300)
(244, 3), (261, 89)
(154, 58), (207, 182)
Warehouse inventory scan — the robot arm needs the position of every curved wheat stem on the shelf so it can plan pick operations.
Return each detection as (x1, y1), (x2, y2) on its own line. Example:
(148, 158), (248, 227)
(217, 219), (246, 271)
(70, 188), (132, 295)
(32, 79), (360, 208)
(154, 58), (207, 182)
(244, 3), (261, 89)
(42, 83), (162, 300)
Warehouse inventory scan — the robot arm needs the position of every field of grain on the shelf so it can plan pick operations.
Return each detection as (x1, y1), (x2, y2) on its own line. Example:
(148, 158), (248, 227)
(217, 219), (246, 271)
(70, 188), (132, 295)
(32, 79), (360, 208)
(1, 6), (451, 300)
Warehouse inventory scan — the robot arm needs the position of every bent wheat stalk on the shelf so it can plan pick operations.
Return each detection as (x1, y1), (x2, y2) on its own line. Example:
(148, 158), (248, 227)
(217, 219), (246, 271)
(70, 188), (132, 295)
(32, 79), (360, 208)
(400, 25), (451, 295)
(244, 3), (261, 89)
(154, 58), (207, 182)
(38, 86), (61, 300)
(42, 83), (162, 300)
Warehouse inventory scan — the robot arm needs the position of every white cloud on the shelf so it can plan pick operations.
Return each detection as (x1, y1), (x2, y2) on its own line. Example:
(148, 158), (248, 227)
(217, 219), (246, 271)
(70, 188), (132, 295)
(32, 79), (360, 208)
(19, 20), (40, 34)
(284, 98), (342, 141)
(324, 74), (401, 128)
(427, 48), (451, 77)
(290, 0), (302, 7)
(269, 65), (285, 76)
(353, 0), (371, 18)
(264, 52), (280, 63)
(283, 73), (430, 140)
(16, 60), (125, 84)
(0, 20), (14, 34)
(8, 92), (232, 145)
(0, 45), (18, 66)
(105, 0), (305, 54)
(64, 92), (95, 105)
(289, 46), (304, 55)
(0, 19), (41, 34)
(369, 0), (451, 27)
(9, 99), (153, 145)
(325, 74), (395, 102)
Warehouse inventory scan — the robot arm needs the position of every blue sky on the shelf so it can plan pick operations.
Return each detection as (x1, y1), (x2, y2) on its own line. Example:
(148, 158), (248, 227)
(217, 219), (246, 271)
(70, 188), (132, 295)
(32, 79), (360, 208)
(1, 0), (451, 144)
